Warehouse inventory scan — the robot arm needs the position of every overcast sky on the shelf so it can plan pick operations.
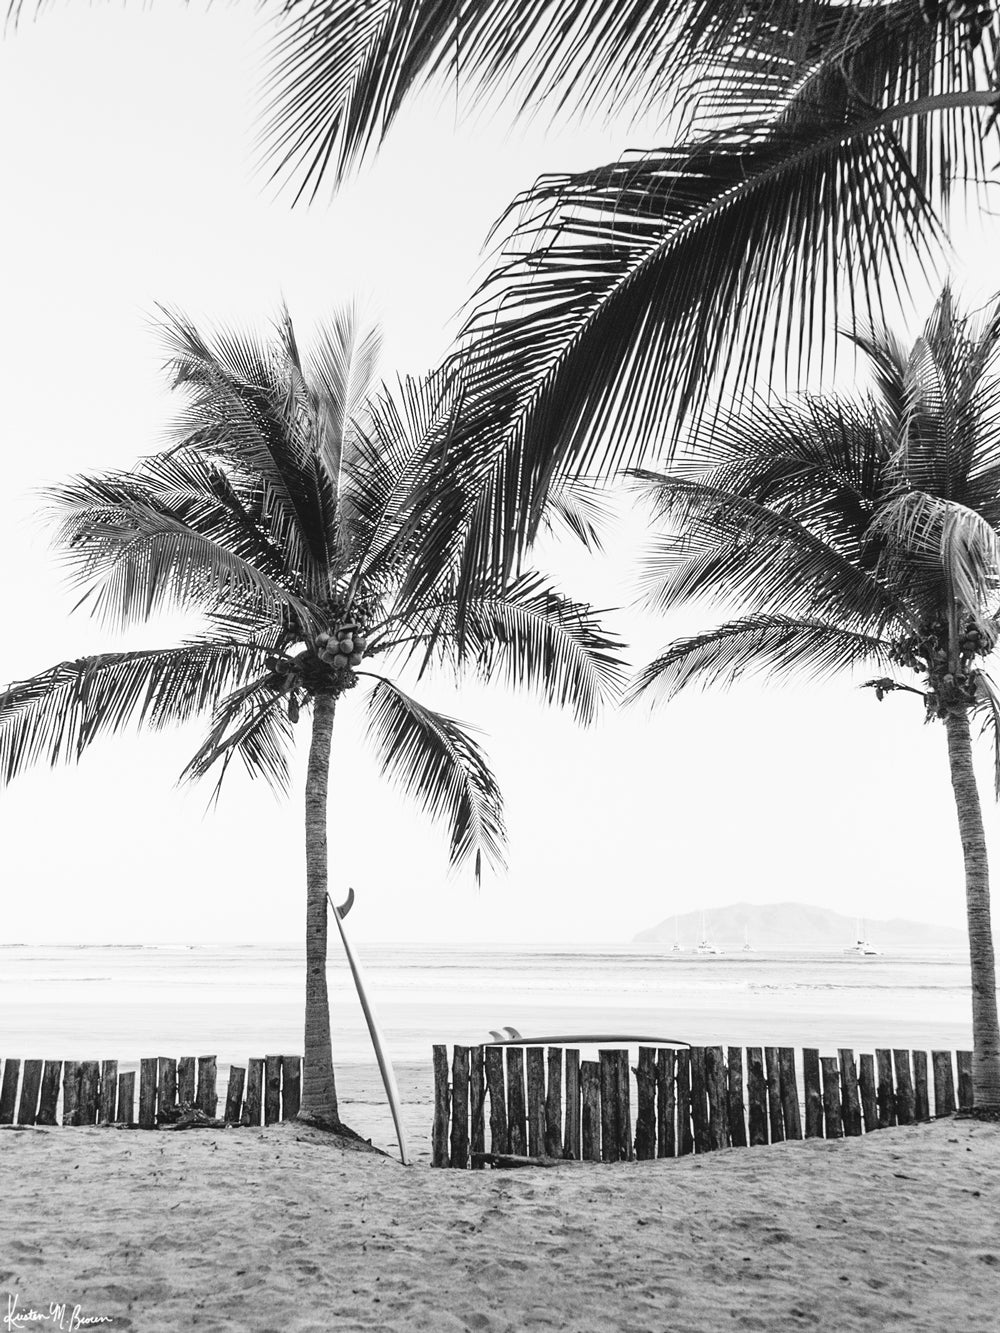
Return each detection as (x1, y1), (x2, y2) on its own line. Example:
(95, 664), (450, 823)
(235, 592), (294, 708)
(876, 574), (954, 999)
(3, 4), (1000, 946)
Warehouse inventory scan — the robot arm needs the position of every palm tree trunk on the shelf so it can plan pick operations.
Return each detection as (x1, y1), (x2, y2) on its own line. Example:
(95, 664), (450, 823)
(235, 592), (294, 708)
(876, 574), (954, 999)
(944, 705), (1000, 1110)
(298, 690), (341, 1125)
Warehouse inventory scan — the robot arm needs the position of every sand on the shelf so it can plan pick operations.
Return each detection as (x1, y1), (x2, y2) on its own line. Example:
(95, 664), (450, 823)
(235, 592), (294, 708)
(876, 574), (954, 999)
(1, 1116), (998, 1333)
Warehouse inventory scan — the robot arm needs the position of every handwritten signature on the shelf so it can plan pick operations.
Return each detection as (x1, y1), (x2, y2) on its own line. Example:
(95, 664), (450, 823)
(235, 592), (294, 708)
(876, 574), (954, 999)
(4, 1294), (113, 1331)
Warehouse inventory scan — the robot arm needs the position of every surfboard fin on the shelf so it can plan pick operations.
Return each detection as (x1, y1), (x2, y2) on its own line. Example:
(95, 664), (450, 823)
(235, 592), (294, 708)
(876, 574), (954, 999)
(503, 1026), (522, 1040)
(331, 887), (355, 919)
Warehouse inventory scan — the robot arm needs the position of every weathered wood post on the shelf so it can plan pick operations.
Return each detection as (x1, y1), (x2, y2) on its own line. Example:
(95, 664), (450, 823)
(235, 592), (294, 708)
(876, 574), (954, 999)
(778, 1048), (802, 1140)
(78, 1061), (99, 1126)
(746, 1047), (768, 1146)
(61, 1062), (81, 1127)
(675, 1049), (694, 1155)
(526, 1047), (546, 1157)
(506, 1048), (528, 1156)
(727, 1047), (748, 1148)
(875, 1049), (896, 1128)
(243, 1057), (264, 1127)
(931, 1050), (956, 1117)
(656, 1048), (676, 1158)
(158, 1058), (178, 1121)
(264, 1055), (282, 1125)
(117, 1070), (135, 1125)
(599, 1049), (620, 1163)
(36, 1061), (62, 1126)
(224, 1066), (246, 1125)
(705, 1046), (728, 1150)
(957, 1051), (974, 1110)
(616, 1050), (633, 1161)
(838, 1051), (863, 1137)
(912, 1051), (930, 1122)
(177, 1056), (196, 1107)
(0, 1060), (21, 1125)
(484, 1046), (507, 1154)
(138, 1058), (158, 1129)
(16, 1060), (42, 1126)
(820, 1057), (843, 1138)
(689, 1047), (710, 1152)
(635, 1047), (657, 1160)
(581, 1060), (601, 1161)
(564, 1048), (581, 1160)
(98, 1060), (118, 1125)
(544, 1047), (563, 1159)
(764, 1047), (784, 1143)
(431, 1044), (450, 1167)
(281, 1056), (301, 1120)
(450, 1045), (471, 1168)
(470, 1046), (487, 1168)
(892, 1051), (915, 1125)
(858, 1054), (878, 1132)
(196, 1056), (218, 1119)
(802, 1049), (824, 1138)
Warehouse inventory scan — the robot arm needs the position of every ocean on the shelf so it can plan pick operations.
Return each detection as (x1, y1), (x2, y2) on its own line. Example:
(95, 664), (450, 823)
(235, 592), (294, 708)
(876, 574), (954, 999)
(1, 942), (975, 1159)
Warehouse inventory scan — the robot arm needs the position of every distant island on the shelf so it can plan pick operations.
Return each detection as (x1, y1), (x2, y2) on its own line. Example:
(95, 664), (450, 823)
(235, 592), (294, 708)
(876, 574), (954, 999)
(633, 901), (967, 951)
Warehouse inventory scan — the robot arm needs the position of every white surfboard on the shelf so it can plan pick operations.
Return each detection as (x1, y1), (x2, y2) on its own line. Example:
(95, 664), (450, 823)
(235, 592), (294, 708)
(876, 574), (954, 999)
(328, 889), (410, 1166)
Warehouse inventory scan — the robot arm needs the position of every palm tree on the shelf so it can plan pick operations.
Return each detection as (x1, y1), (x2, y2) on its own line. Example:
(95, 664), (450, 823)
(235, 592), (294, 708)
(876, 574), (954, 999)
(627, 285), (1000, 1110)
(0, 307), (624, 1130)
(256, 1), (1000, 587)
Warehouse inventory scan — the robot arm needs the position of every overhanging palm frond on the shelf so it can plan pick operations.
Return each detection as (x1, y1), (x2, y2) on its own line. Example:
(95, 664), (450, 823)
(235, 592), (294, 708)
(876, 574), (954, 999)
(872, 490), (1000, 614)
(0, 642), (269, 784)
(627, 614), (891, 706)
(974, 669), (1000, 799)
(363, 676), (505, 881)
(181, 677), (296, 800)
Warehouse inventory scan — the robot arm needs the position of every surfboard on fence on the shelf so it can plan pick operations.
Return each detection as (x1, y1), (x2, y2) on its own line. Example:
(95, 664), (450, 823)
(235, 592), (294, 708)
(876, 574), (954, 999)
(486, 1027), (690, 1047)
(328, 889), (410, 1166)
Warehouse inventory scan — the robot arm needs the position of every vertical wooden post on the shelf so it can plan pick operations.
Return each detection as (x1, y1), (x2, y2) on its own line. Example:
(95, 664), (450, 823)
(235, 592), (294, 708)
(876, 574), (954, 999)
(197, 1056), (218, 1118)
(838, 1050), (863, 1137)
(264, 1055), (282, 1125)
(138, 1058), (158, 1129)
(820, 1057), (843, 1138)
(689, 1047), (710, 1152)
(676, 1049), (694, 1155)
(580, 1060), (601, 1161)
(599, 1050), (620, 1163)
(484, 1046), (508, 1154)
(506, 1048), (527, 1156)
(61, 1062), (81, 1127)
(16, 1060), (42, 1126)
(616, 1049), (633, 1161)
(0, 1060), (21, 1125)
(778, 1048), (802, 1140)
(957, 1051), (974, 1110)
(726, 1047), (748, 1148)
(746, 1047), (768, 1146)
(449, 1045), (471, 1169)
(802, 1049), (824, 1138)
(563, 1048), (581, 1160)
(116, 1071), (135, 1125)
(36, 1061), (62, 1126)
(932, 1050), (956, 1117)
(243, 1058), (264, 1127)
(875, 1049), (896, 1127)
(912, 1051), (930, 1121)
(635, 1047), (657, 1160)
(526, 1047), (546, 1157)
(431, 1045), (450, 1167)
(78, 1061), (100, 1125)
(224, 1066), (246, 1125)
(544, 1047), (563, 1159)
(656, 1049), (676, 1158)
(764, 1047), (784, 1143)
(892, 1051), (915, 1125)
(98, 1060), (118, 1125)
(470, 1046), (487, 1168)
(158, 1058), (177, 1120)
(705, 1046), (728, 1149)
(858, 1054), (878, 1132)
(281, 1056), (301, 1121)
(177, 1056), (196, 1107)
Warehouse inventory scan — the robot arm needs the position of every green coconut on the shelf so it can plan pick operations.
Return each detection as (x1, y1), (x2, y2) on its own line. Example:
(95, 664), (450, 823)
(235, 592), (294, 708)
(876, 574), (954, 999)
(333, 653), (349, 668)
(349, 652), (363, 666)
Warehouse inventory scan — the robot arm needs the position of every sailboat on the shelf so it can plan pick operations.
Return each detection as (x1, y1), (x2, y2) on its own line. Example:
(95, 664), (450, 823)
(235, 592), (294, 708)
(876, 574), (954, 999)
(845, 918), (881, 956)
(671, 914), (684, 952)
(695, 911), (723, 955)
(742, 925), (753, 953)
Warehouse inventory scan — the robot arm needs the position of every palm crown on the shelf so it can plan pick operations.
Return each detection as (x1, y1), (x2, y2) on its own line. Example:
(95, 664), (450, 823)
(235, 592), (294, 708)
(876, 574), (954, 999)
(629, 285), (1000, 1107)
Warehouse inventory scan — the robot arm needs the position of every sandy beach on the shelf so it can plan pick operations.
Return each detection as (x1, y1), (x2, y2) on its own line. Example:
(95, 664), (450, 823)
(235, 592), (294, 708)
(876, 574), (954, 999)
(2, 1115), (997, 1333)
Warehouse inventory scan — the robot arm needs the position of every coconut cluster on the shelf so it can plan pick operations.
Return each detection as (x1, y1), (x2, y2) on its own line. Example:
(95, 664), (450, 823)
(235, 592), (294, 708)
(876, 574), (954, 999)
(316, 623), (367, 670)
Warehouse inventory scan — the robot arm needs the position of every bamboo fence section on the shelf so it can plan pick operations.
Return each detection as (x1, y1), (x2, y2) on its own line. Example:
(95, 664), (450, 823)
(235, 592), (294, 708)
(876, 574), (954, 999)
(431, 1043), (975, 1168)
(0, 1055), (302, 1129)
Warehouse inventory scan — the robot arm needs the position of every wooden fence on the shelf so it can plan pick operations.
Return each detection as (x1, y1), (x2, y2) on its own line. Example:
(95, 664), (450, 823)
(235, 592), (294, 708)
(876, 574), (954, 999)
(0, 1055), (303, 1129)
(432, 1044), (975, 1168)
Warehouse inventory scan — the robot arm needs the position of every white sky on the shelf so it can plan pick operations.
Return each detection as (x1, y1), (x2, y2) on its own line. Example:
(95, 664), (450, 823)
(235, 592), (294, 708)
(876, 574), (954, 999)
(2, 4), (1000, 945)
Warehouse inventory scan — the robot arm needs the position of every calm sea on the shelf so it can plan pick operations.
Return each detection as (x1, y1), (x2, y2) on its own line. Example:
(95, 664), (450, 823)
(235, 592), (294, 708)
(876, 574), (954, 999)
(0, 943), (975, 1159)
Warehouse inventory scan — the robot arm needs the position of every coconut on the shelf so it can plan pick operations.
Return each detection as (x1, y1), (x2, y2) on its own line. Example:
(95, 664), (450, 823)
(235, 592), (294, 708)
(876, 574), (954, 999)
(349, 652), (363, 666)
(353, 635), (367, 650)
(317, 631), (331, 647)
(333, 653), (349, 668)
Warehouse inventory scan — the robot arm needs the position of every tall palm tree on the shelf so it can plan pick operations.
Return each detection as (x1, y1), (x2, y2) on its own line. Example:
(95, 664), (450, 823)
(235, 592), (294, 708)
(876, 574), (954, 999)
(627, 285), (1000, 1110)
(0, 307), (624, 1129)
(257, 1), (1000, 588)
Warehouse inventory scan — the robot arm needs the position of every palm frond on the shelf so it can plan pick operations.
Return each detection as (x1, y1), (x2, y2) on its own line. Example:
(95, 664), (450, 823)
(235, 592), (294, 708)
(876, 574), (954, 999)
(872, 490), (1000, 614)
(363, 675), (505, 881)
(181, 677), (296, 800)
(973, 668), (1000, 799)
